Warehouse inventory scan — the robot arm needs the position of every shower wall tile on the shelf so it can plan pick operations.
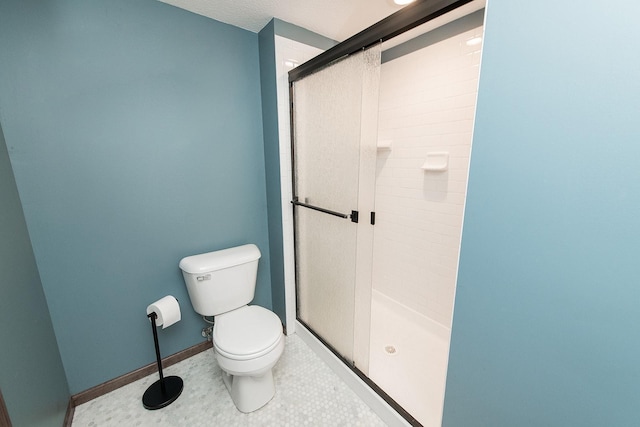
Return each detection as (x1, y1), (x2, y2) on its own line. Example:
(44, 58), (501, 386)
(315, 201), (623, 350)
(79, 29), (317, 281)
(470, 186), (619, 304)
(373, 26), (483, 329)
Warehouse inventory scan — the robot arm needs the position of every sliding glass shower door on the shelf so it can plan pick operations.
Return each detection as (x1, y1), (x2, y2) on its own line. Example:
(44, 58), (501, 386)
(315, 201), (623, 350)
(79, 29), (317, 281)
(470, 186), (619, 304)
(288, 3), (484, 424)
(292, 46), (380, 367)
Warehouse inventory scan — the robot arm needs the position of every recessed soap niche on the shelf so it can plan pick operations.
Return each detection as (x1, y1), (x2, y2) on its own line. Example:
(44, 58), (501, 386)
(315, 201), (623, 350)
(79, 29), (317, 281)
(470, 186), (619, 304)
(377, 139), (393, 150)
(376, 140), (449, 172)
(422, 152), (449, 171)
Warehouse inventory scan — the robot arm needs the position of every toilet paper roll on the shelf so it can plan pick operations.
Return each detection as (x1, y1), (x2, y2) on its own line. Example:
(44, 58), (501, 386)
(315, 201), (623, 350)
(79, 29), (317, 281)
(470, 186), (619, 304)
(147, 295), (181, 329)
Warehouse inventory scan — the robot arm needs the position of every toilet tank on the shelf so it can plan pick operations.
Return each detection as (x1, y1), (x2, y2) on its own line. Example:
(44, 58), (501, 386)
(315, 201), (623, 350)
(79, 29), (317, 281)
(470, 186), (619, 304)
(179, 244), (261, 316)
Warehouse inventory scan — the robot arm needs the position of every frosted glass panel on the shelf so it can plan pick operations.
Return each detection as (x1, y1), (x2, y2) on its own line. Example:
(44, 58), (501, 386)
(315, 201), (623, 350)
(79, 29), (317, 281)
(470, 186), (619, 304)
(293, 48), (379, 362)
(293, 52), (364, 213)
(295, 208), (357, 359)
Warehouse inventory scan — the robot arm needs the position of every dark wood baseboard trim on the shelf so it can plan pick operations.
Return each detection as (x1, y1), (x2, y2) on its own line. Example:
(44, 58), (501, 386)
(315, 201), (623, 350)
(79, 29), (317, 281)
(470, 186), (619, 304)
(0, 387), (12, 427)
(68, 340), (212, 411)
(63, 399), (74, 427)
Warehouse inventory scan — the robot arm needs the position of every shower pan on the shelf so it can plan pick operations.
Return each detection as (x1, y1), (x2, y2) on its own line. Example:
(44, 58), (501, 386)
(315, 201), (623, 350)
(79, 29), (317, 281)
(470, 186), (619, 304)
(289, 1), (485, 425)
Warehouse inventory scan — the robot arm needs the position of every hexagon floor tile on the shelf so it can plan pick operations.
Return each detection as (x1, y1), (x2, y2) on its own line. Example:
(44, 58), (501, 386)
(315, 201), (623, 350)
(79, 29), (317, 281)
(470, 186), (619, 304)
(71, 334), (387, 426)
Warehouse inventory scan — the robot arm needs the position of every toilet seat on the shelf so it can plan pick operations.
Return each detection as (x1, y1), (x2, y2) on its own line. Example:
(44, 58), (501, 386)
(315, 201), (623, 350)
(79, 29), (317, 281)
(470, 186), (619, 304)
(213, 305), (283, 361)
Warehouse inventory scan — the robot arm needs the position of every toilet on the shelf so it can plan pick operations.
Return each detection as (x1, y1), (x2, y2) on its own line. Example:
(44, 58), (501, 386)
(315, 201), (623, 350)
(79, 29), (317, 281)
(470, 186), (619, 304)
(179, 244), (284, 413)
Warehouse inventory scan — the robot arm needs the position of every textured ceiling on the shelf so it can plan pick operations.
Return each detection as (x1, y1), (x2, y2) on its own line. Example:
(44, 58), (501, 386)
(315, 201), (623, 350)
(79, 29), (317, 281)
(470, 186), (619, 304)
(158, 0), (407, 42)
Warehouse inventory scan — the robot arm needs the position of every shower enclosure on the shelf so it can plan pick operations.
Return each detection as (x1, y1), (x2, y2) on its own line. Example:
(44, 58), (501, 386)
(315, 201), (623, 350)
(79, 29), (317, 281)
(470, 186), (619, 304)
(289, 1), (485, 425)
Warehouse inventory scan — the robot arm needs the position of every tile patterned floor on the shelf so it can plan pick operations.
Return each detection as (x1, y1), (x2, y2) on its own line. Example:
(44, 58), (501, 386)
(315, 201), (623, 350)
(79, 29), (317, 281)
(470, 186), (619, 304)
(72, 334), (387, 426)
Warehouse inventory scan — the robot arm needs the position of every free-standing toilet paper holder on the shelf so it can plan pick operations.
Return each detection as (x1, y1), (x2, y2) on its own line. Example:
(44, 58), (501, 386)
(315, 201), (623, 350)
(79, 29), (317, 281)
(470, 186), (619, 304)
(142, 311), (184, 410)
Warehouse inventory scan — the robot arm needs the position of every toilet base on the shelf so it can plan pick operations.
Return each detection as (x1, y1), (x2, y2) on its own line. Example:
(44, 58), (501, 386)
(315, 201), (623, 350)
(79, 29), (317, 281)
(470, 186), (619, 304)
(221, 369), (275, 413)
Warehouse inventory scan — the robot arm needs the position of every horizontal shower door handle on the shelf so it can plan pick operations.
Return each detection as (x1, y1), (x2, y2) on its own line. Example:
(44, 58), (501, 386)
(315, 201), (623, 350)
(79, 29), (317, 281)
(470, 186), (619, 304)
(291, 200), (349, 219)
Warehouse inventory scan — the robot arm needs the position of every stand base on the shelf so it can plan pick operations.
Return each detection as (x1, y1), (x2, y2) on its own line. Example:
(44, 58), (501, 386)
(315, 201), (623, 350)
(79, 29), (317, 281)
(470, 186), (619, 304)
(142, 376), (183, 410)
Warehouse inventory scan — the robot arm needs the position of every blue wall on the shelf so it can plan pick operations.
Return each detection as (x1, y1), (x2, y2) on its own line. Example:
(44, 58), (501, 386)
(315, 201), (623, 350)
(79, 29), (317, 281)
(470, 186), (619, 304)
(443, 1), (640, 426)
(0, 122), (70, 425)
(0, 0), (271, 394)
(258, 20), (286, 324)
(273, 19), (338, 51)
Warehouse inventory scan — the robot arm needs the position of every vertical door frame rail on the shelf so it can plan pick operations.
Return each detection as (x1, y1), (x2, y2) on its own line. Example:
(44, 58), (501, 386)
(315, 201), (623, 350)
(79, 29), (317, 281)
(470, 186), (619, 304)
(288, 1), (473, 426)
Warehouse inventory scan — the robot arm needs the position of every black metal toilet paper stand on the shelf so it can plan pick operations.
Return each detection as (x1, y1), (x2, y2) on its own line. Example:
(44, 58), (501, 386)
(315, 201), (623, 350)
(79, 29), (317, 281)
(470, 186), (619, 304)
(142, 312), (183, 410)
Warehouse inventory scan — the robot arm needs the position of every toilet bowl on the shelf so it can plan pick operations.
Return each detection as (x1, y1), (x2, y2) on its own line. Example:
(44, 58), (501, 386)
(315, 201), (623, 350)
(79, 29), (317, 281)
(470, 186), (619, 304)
(213, 305), (284, 412)
(179, 244), (284, 413)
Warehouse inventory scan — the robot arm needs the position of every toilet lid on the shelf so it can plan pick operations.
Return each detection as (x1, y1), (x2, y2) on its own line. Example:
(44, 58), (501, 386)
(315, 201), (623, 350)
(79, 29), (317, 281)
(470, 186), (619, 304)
(213, 305), (282, 360)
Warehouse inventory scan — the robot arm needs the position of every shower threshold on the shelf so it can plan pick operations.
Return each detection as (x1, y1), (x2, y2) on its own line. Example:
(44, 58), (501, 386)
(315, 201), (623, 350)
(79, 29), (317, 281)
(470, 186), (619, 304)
(295, 320), (417, 427)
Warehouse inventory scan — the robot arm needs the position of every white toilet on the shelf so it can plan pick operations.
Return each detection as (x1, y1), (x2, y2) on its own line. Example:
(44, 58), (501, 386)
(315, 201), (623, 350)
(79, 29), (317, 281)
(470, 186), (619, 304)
(179, 244), (284, 413)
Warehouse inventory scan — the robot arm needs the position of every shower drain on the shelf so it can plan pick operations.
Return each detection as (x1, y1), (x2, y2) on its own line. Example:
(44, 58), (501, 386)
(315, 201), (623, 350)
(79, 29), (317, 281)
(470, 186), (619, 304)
(384, 345), (398, 356)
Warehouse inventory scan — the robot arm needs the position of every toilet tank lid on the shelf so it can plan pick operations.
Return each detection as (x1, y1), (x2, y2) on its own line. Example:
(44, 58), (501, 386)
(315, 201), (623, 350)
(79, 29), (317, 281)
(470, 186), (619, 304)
(179, 244), (261, 274)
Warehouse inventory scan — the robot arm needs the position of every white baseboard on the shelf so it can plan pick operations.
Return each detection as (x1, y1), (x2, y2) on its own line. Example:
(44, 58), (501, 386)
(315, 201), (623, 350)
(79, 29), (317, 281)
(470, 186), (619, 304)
(295, 320), (411, 427)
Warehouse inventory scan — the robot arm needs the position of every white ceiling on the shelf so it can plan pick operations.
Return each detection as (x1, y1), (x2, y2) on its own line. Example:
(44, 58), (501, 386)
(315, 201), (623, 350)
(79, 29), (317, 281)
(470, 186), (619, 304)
(158, 0), (425, 42)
